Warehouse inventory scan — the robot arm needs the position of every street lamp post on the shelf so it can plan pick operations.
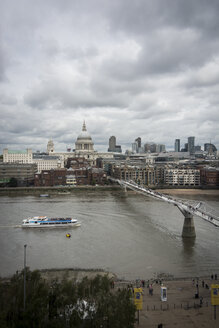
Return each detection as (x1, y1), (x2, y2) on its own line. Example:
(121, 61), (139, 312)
(24, 244), (27, 311)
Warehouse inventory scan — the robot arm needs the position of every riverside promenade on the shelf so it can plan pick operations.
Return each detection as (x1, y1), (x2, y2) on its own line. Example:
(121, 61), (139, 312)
(116, 275), (219, 328)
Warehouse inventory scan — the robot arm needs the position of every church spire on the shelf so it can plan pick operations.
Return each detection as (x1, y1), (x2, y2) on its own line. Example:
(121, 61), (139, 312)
(82, 121), (87, 131)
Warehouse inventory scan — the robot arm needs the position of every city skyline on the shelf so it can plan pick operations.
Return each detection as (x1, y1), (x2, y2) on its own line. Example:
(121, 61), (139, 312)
(1, 1), (219, 153)
(1, 129), (217, 154)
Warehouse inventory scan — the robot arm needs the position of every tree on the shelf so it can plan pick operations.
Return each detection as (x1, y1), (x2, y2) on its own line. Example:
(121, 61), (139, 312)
(0, 271), (136, 328)
(8, 177), (18, 187)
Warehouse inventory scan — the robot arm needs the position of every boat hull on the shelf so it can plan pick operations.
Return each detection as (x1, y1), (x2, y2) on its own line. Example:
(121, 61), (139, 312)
(22, 222), (81, 228)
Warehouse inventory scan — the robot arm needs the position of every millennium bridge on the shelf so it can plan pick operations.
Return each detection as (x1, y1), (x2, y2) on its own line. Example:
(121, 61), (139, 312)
(110, 178), (219, 238)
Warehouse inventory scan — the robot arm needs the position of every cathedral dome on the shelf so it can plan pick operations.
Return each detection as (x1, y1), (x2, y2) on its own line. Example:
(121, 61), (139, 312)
(75, 122), (94, 151)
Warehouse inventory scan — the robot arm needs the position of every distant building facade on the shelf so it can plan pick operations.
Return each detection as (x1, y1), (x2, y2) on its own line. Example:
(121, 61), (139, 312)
(3, 149), (33, 163)
(35, 169), (67, 187)
(33, 154), (64, 173)
(135, 137), (141, 149)
(156, 144), (166, 152)
(204, 143), (217, 154)
(108, 136), (122, 153)
(174, 139), (180, 152)
(200, 167), (219, 187)
(164, 168), (200, 186)
(188, 136), (195, 155)
(0, 163), (37, 186)
(111, 164), (158, 186)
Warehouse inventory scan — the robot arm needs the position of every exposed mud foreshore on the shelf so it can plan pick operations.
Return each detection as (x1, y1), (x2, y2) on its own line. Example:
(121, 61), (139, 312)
(0, 185), (121, 196)
(0, 185), (218, 197)
(157, 188), (219, 196)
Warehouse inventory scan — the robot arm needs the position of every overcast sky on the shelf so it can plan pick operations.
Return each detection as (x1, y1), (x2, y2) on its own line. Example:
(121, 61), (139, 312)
(0, 0), (219, 153)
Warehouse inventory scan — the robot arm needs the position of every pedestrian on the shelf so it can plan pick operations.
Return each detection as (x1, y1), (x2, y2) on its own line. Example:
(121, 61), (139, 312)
(202, 280), (205, 288)
(200, 296), (203, 307)
(211, 274), (214, 280)
(149, 284), (153, 296)
(215, 274), (217, 280)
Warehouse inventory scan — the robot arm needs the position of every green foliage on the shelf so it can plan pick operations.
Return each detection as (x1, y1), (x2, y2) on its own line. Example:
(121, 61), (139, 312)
(91, 179), (96, 186)
(0, 270), (136, 328)
(8, 177), (18, 187)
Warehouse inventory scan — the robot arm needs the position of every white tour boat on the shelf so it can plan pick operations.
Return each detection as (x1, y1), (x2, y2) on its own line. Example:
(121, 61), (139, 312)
(22, 216), (80, 228)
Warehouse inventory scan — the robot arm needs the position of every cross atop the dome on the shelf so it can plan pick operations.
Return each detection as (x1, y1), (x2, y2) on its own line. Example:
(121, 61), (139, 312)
(82, 121), (87, 131)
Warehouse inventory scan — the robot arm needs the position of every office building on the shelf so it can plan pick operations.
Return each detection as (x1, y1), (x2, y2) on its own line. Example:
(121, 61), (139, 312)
(156, 144), (166, 153)
(135, 137), (141, 149)
(108, 136), (122, 153)
(108, 136), (116, 151)
(174, 139), (180, 152)
(188, 136), (195, 155)
(132, 142), (138, 153)
(0, 163), (37, 186)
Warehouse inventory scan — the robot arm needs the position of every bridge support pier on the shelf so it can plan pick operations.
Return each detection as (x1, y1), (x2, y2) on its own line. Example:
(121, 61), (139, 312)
(176, 205), (196, 238)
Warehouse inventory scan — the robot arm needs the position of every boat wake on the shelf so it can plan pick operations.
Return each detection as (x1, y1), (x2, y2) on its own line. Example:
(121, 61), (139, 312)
(0, 225), (22, 229)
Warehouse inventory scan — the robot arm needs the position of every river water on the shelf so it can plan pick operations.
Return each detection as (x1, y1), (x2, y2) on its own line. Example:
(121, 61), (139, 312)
(0, 190), (219, 280)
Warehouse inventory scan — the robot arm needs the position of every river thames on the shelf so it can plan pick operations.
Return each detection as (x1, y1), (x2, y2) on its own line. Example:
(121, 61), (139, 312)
(0, 189), (219, 280)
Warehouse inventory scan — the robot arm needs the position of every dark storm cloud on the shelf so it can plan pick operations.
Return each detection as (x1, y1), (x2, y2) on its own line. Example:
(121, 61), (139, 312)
(103, 1), (219, 78)
(108, 0), (219, 37)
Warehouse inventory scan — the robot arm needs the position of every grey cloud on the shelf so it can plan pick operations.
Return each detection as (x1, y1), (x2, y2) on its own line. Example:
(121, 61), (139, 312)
(64, 45), (99, 60)
(102, 28), (218, 80)
(105, 1), (219, 76)
(108, 0), (219, 37)
(24, 77), (128, 110)
(182, 62), (219, 89)
(39, 38), (61, 58)
(0, 38), (8, 82)
(0, 93), (17, 105)
(0, 0), (219, 151)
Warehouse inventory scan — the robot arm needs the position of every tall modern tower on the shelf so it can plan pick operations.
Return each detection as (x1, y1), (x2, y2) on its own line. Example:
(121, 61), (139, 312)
(174, 139), (180, 152)
(108, 136), (116, 152)
(135, 137), (141, 149)
(188, 136), (195, 155)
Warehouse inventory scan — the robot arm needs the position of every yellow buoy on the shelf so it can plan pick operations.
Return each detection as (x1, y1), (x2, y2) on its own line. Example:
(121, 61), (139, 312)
(66, 233), (71, 238)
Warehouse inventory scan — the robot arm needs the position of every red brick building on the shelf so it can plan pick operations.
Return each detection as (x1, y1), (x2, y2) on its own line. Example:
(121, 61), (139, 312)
(200, 167), (219, 187)
(35, 169), (67, 186)
(34, 167), (107, 186)
(66, 157), (89, 169)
